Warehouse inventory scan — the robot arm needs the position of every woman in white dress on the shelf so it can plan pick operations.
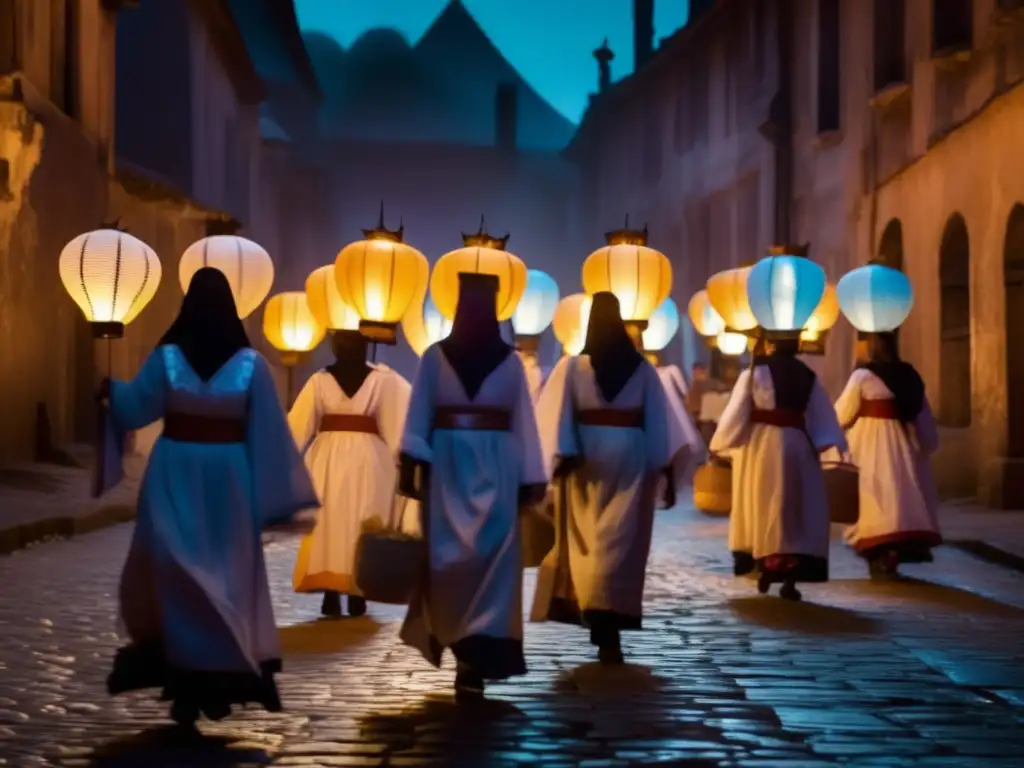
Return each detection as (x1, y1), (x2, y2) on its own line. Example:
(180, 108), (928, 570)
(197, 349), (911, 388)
(834, 332), (941, 577)
(289, 330), (411, 617)
(102, 268), (318, 726)
(398, 273), (547, 696)
(532, 292), (684, 664)
(710, 337), (846, 601)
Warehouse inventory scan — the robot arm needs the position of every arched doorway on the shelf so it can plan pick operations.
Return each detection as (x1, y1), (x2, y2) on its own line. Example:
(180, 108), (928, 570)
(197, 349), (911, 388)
(1005, 204), (1024, 458)
(878, 218), (904, 271)
(939, 213), (971, 427)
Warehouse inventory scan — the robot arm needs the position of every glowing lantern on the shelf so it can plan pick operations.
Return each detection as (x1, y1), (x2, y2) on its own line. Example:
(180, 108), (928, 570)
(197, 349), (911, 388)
(581, 220), (672, 330)
(59, 228), (162, 338)
(334, 205), (428, 344)
(552, 293), (590, 356)
(747, 247), (826, 333)
(263, 291), (325, 404)
(430, 219), (527, 322)
(642, 298), (680, 352)
(717, 331), (748, 356)
(836, 262), (914, 332)
(512, 269), (560, 353)
(706, 266), (758, 333)
(799, 283), (840, 355)
(399, 252), (434, 356)
(305, 265), (360, 331)
(424, 297), (453, 346)
(688, 290), (726, 338)
(180, 235), (274, 319)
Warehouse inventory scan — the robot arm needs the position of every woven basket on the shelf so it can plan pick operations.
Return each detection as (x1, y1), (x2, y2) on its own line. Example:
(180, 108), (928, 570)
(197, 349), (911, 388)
(693, 460), (731, 516)
(521, 502), (555, 568)
(823, 461), (859, 525)
(353, 529), (425, 604)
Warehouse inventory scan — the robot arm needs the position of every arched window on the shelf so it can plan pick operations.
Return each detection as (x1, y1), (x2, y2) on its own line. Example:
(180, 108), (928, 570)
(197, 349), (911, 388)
(877, 218), (904, 271)
(1004, 204), (1024, 456)
(939, 213), (971, 427)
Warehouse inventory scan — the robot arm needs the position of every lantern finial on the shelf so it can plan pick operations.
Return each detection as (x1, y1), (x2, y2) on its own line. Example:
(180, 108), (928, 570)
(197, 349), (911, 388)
(100, 218), (127, 233)
(461, 216), (510, 250)
(604, 215), (649, 247)
(768, 243), (810, 259)
(361, 201), (405, 243)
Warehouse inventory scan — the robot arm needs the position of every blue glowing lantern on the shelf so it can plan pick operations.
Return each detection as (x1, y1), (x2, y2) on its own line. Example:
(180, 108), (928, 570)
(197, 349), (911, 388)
(836, 263), (913, 332)
(512, 269), (560, 349)
(423, 296), (452, 346)
(747, 248), (826, 333)
(642, 298), (680, 352)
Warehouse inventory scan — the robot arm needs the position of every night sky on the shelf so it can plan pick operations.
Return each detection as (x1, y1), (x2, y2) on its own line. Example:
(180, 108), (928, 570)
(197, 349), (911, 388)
(295, 0), (691, 124)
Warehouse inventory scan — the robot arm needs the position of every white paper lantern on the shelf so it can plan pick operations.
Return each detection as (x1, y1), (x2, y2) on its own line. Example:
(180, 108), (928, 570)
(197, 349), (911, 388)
(747, 253), (826, 332)
(642, 298), (681, 352)
(836, 263), (914, 332)
(59, 229), (162, 335)
(180, 235), (274, 319)
(512, 269), (560, 337)
(423, 296), (453, 346)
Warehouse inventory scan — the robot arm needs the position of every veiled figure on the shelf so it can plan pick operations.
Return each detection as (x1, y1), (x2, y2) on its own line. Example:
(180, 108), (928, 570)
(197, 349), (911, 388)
(103, 268), (318, 726)
(532, 292), (685, 664)
(398, 273), (547, 696)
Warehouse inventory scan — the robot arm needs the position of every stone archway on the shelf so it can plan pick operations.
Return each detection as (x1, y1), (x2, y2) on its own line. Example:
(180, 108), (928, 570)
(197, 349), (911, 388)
(1005, 204), (1024, 459)
(939, 213), (971, 428)
(878, 218), (904, 271)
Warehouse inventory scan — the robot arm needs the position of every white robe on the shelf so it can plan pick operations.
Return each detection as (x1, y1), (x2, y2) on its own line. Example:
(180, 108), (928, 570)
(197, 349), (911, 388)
(656, 364), (705, 492)
(531, 355), (685, 628)
(710, 365), (846, 578)
(399, 346), (546, 679)
(288, 365), (411, 595)
(106, 345), (317, 700)
(832, 368), (941, 553)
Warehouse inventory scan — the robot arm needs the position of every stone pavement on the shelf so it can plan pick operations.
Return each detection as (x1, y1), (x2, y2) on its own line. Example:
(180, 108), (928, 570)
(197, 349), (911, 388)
(1, 506), (1024, 767)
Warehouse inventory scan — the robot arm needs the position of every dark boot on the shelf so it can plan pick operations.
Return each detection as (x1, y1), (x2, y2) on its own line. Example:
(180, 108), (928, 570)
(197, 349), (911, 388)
(591, 626), (624, 665)
(779, 580), (802, 601)
(170, 697), (200, 730)
(756, 573), (771, 594)
(868, 550), (900, 580)
(321, 591), (342, 618)
(454, 662), (485, 698)
(347, 595), (367, 617)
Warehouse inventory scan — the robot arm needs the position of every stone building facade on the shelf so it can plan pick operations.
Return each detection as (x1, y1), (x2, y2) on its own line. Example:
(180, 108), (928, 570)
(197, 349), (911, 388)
(570, 0), (1024, 507)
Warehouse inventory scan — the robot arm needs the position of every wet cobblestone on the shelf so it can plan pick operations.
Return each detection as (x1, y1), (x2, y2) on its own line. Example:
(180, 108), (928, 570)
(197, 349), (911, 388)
(0, 505), (1022, 766)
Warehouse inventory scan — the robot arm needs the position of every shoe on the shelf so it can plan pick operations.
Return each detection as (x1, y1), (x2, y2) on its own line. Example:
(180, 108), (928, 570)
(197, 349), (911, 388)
(321, 591), (342, 618)
(347, 595), (367, 617)
(454, 670), (485, 697)
(597, 645), (625, 665)
(170, 698), (199, 729)
(779, 582), (802, 601)
(756, 574), (771, 594)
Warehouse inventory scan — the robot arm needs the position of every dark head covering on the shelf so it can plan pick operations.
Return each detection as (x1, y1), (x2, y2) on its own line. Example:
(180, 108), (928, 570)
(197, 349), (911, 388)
(439, 272), (511, 400)
(581, 291), (645, 402)
(754, 336), (817, 411)
(859, 331), (925, 422)
(159, 267), (251, 381)
(327, 330), (371, 398)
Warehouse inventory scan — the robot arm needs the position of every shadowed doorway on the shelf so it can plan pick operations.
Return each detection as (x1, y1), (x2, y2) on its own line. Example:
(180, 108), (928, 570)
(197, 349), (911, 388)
(939, 213), (971, 428)
(1005, 204), (1024, 463)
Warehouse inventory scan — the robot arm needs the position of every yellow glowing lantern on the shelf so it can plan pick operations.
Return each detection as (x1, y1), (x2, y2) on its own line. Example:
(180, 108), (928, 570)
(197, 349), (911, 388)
(552, 293), (590, 356)
(430, 218), (527, 322)
(800, 283), (840, 355)
(399, 252), (434, 356)
(706, 266), (758, 333)
(59, 228), (162, 338)
(687, 289), (726, 348)
(180, 235), (274, 319)
(581, 219), (672, 334)
(306, 265), (360, 332)
(334, 205), (428, 344)
(263, 291), (325, 404)
(717, 331), (748, 356)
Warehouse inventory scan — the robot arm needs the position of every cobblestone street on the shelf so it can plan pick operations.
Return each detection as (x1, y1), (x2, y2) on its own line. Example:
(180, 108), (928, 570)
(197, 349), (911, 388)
(1, 506), (1023, 767)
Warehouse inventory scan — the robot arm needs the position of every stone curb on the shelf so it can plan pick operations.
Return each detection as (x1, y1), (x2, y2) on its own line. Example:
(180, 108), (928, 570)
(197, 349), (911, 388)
(0, 503), (136, 556)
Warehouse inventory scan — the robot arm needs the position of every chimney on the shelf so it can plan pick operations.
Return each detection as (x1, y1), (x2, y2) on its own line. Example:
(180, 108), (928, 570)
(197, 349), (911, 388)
(633, 0), (654, 71)
(495, 82), (517, 152)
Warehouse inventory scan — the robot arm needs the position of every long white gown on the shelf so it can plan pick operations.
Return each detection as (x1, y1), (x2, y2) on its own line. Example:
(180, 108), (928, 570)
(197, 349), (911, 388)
(399, 345), (546, 679)
(288, 365), (411, 595)
(105, 345), (317, 710)
(531, 355), (685, 629)
(832, 368), (941, 556)
(656, 364), (705, 493)
(710, 363), (846, 582)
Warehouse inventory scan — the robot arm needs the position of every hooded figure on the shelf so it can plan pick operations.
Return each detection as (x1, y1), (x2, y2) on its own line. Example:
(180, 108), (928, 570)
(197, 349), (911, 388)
(710, 336), (846, 601)
(532, 292), (685, 664)
(831, 331), (941, 577)
(397, 272), (547, 697)
(101, 267), (318, 727)
(288, 329), (412, 617)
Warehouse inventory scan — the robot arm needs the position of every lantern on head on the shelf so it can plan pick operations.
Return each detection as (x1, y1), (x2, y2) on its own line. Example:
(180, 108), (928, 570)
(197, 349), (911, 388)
(836, 262), (914, 333)
(263, 291), (325, 404)
(180, 235), (274, 319)
(423, 297), (453, 347)
(399, 251), (434, 356)
(717, 331), (748, 356)
(642, 298), (680, 365)
(305, 265), (360, 332)
(746, 245), (826, 337)
(430, 217), (527, 322)
(334, 204), (427, 345)
(799, 283), (840, 355)
(706, 265), (758, 334)
(688, 289), (727, 351)
(581, 218), (672, 344)
(512, 269), (560, 356)
(552, 293), (590, 356)
(60, 227), (162, 339)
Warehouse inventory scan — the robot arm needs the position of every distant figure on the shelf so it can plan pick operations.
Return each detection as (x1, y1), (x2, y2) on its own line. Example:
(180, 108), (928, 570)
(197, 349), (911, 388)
(832, 332), (941, 578)
(398, 273), (547, 697)
(288, 329), (412, 617)
(653, 361), (705, 500)
(102, 268), (318, 727)
(532, 292), (685, 664)
(710, 337), (846, 601)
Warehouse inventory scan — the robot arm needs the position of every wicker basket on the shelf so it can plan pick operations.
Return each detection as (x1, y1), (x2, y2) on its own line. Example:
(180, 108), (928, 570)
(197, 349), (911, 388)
(693, 459), (731, 516)
(823, 461), (859, 525)
(354, 528), (425, 604)
(522, 503), (555, 568)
